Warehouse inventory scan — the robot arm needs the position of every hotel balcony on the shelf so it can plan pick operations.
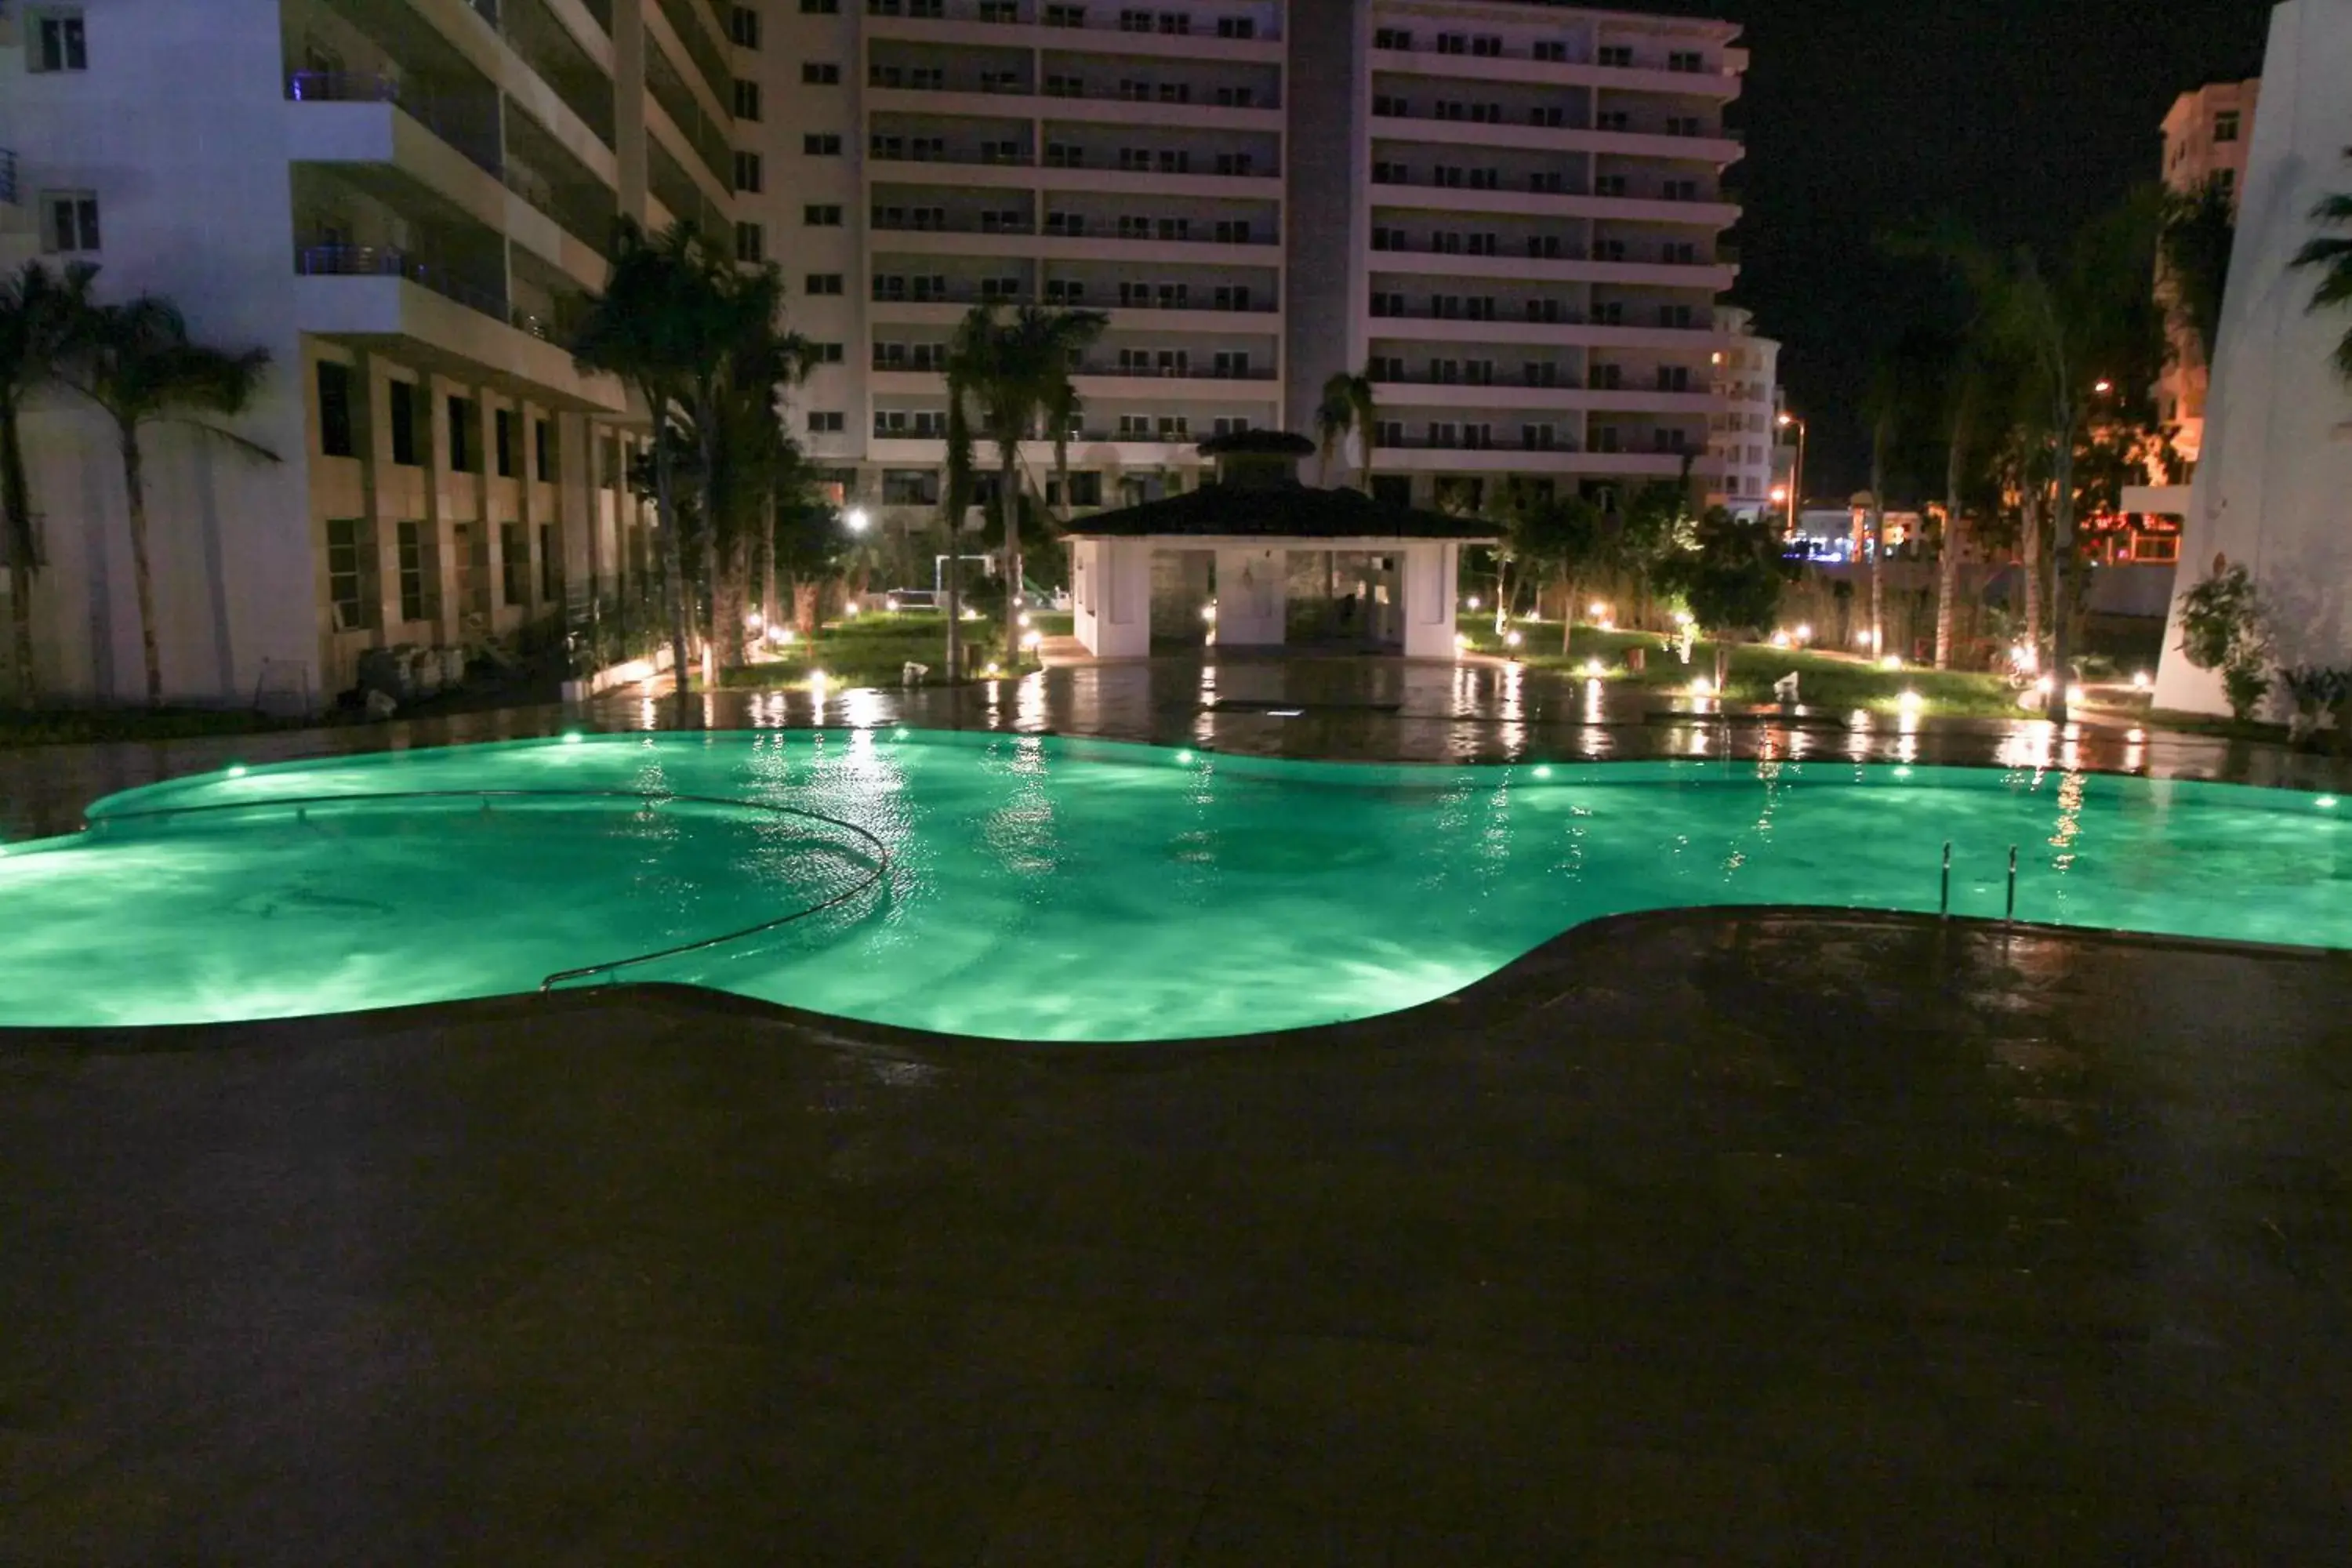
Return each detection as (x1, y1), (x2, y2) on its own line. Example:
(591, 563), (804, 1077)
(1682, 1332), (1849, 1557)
(1368, 106), (1741, 165)
(1370, 245), (1737, 291)
(1367, 171), (1738, 228)
(863, 5), (1283, 60)
(291, 244), (623, 412)
(1368, 43), (1742, 100)
(1377, 445), (1705, 478)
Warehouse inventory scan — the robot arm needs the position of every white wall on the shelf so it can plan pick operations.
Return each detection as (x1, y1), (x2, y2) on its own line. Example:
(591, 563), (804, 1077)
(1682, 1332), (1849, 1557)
(2154, 0), (2352, 716)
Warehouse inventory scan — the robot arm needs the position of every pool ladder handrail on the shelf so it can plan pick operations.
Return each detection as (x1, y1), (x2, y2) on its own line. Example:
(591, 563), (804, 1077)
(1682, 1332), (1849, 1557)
(87, 786), (894, 993)
(1936, 840), (2020, 921)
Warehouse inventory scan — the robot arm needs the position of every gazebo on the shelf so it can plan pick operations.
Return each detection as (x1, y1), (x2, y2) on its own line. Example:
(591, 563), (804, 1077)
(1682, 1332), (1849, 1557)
(1062, 432), (1499, 659)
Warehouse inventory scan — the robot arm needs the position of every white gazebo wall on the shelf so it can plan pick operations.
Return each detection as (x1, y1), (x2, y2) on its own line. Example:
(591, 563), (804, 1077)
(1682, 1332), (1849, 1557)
(1214, 548), (1288, 646)
(1401, 543), (1464, 660)
(1071, 538), (1153, 659)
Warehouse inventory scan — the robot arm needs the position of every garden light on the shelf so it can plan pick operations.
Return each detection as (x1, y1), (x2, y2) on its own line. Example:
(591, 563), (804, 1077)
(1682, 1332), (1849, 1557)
(1769, 631), (1790, 648)
(1589, 601), (1607, 618)
(1880, 655), (1902, 671)
(1898, 690), (1924, 713)
(1022, 630), (1042, 648)
(2132, 670), (2151, 690)
(1794, 623), (1812, 642)
(1201, 603), (1217, 622)
(746, 612), (764, 631)
(844, 507), (870, 533)
(1504, 630), (1523, 648)
(1468, 596), (1482, 610)
(1455, 633), (1472, 651)
(845, 600), (860, 615)
(1691, 676), (1714, 697)
(1583, 659), (1605, 677)
(1018, 612), (1031, 628)
(561, 731), (583, 745)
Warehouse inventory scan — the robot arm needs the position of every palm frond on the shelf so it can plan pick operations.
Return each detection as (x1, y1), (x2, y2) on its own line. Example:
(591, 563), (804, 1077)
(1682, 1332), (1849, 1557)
(165, 418), (281, 466)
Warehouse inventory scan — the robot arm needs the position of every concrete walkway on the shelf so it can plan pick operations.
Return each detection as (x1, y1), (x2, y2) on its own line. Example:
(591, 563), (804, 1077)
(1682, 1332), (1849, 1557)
(3, 913), (2348, 1563)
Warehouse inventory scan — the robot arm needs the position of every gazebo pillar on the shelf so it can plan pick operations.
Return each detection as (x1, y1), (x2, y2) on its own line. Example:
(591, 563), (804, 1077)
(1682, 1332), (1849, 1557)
(1399, 542), (1461, 659)
(1072, 537), (1151, 659)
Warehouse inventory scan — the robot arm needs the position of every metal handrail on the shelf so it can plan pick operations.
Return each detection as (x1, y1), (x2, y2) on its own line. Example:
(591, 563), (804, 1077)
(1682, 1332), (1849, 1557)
(87, 786), (892, 993)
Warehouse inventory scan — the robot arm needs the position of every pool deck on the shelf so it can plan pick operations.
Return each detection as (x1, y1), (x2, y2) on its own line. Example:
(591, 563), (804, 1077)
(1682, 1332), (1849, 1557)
(5, 657), (2352, 1563)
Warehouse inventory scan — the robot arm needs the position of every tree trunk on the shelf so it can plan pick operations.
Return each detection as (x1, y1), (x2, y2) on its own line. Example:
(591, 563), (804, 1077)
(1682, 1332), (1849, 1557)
(1561, 575), (1576, 654)
(2047, 434), (2078, 725)
(1, 398), (37, 706)
(944, 507), (963, 685)
(2020, 485), (2044, 662)
(1000, 451), (1022, 668)
(698, 414), (723, 662)
(1935, 440), (1965, 671)
(120, 425), (164, 706)
(1867, 432), (1888, 662)
(793, 578), (819, 640)
(650, 410), (691, 694)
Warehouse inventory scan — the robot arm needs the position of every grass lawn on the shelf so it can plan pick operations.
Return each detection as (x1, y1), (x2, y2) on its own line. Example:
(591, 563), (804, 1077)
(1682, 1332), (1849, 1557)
(710, 610), (1024, 691)
(1461, 619), (2032, 719)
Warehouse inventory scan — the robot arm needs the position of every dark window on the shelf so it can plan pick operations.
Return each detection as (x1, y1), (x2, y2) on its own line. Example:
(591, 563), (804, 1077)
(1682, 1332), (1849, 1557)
(539, 522), (561, 602)
(33, 11), (87, 71)
(801, 61), (840, 85)
(534, 418), (552, 480)
(316, 361), (355, 457)
(798, 0), (837, 12)
(389, 383), (420, 466)
(500, 522), (529, 606)
(326, 517), (372, 630)
(2215, 111), (2241, 143)
(809, 341), (845, 363)
(494, 408), (515, 476)
(735, 220), (764, 262)
(733, 78), (761, 119)
(448, 395), (478, 472)
(808, 411), (845, 433)
(803, 133), (842, 155)
(397, 521), (434, 621)
(805, 273), (844, 295)
(734, 151), (763, 192)
(804, 204), (842, 226)
(43, 191), (100, 253)
(731, 4), (761, 43)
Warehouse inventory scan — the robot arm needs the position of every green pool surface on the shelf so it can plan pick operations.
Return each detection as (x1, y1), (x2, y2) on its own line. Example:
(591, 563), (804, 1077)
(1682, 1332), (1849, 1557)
(2, 731), (2345, 1038)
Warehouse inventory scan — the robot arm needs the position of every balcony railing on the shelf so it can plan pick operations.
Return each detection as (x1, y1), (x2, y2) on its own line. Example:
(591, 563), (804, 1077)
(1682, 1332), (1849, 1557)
(871, 287), (1276, 314)
(0, 149), (16, 207)
(1374, 372), (1589, 390)
(295, 244), (510, 322)
(285, 72), (503, 180)
(1079, 364), (1276, 381)
(871, 216), (1275, 245)
(1381, 435), (1588, 454)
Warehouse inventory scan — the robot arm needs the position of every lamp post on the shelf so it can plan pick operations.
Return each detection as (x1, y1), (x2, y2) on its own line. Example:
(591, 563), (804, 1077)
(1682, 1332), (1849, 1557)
(1775, 411), (1806, 539)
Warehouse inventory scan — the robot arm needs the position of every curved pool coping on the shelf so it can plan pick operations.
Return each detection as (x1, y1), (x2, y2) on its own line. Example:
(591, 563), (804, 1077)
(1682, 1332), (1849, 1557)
(3, 728), (2347, 1043)
(4, 906), (2347, 1059)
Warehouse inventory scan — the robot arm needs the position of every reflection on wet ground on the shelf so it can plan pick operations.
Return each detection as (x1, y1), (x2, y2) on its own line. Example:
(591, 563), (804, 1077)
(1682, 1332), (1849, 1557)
(3, 655), (2343, 842)
(3, 913), (2348, 1561)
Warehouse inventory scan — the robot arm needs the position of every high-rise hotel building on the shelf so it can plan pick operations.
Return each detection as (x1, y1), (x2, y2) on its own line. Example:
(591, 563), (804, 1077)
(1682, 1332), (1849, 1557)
(750, 0), (1746, 524)
(1, 0), (1744, 702)
(0, 0), (734, 704)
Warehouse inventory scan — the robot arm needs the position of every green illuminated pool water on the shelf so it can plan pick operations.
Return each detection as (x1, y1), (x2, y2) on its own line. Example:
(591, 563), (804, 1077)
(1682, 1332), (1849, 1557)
(2, 731), (2345, 1038)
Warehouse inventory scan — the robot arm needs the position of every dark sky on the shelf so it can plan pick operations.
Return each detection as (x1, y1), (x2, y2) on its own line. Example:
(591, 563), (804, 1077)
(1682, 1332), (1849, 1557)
(1661, 0), (2276, 495)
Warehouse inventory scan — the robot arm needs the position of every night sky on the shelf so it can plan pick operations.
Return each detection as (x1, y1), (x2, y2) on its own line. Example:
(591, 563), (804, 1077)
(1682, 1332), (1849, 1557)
(1658, 0), (2277, 495)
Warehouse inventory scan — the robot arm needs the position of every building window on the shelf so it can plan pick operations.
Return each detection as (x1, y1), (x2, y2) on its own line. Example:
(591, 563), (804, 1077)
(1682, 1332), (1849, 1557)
(802, 60), (840, 84)
(735, 220), (764, 263)
(316, 361), (355, 458)
(499, 522), (528, 607)
(808, 341), (845, 364)
(448, 395), (479, 472)
(1598, 44), (1633, 67)
(493, 408), (515, 476)
(31, 9), (88, 72)
(808, 412), (846, 434)
(733, 78), (762, 119)
(389, 382), (421, 466)
(2218, 168), (2236, 197)
(797, 0), (837, 13)
(1534, 40), (1566, 62)
(539, 522), (562, 601)
(1667, 49), (1704, 72)
(731, 4), (761, 44)
(2214, 111), (2241, 143)
(326, 518), (373, 632)
(42, 191), (100, 254)
(806, 272), (844, 295)
(733, 151), (763, 192)
(534, 418), (553, 481)
(803, 132), (842, 156)
(396, 521), (435, 622)
(1374, 27), (1411, 49)
(1045, 5), (1086, 25)
(804, 203), (843, 226)
(1216, 16), (1254, 38)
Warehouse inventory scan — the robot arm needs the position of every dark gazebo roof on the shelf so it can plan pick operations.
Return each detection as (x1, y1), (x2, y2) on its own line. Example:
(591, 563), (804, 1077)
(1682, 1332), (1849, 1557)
(1062, 481), (1498, 542)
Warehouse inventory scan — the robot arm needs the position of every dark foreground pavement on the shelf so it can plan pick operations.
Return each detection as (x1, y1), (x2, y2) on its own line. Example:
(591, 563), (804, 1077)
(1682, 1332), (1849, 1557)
(5, 911), (2350, 1565)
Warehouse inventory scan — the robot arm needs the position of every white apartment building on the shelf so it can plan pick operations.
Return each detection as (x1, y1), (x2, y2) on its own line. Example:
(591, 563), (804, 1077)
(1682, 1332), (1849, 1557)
(0, 0), (736, 706)
(743, 0), (1746, 536)
(1709, 303), (1778, 518)
(2158, 75), (2260, 466)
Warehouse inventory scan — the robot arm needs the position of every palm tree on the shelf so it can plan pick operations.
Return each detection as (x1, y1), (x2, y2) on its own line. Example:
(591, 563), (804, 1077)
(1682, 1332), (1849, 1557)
(2161, 176), (2238, 375)
(572, 216), (708, 689)
(1316, 368), (1377, 492)
(944, 303), (1106, 670)
(0, 259), (96, 706)
(64, 296), (274, 705)
(2292, 149), (2352, 384)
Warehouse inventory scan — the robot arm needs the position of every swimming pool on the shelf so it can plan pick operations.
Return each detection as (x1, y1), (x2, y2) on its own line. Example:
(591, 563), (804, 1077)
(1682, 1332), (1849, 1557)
(2, 731), (2344, 1037)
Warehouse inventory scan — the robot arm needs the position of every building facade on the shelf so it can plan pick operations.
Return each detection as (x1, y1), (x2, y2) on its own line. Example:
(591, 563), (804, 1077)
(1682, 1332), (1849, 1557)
(1708, 303), (1777, 518)
(2158, 75), (2260, 467)
(0, 0), (738, 706)
(746, 0), (1748, 541)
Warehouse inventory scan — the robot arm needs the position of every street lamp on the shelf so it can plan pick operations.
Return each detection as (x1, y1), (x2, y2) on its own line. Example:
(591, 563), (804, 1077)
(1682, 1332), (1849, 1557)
(1776, 411), (1807, 539)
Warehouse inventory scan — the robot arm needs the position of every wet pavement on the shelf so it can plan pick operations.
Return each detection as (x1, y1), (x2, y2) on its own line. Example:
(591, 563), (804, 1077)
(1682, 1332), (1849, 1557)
(5, 658), (2352, 1563)
(3, 913), (2349, 1563)
(2, 653), (2343, 842)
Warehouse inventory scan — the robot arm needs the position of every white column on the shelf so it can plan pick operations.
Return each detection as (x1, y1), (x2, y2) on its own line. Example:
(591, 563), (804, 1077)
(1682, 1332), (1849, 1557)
(1401, 542), (1461, 659)
(1091, 539), (1152, 659)
(1214, 546), (1287, 646)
